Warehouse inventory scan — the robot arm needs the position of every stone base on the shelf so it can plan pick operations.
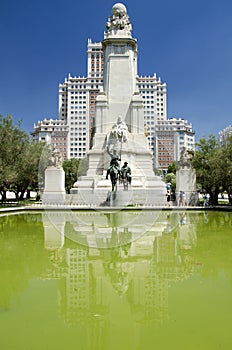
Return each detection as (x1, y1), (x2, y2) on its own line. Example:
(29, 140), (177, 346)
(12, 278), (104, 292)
(175, 191), (198, 206)
(67, 187), (166, 207)
(43, 192), (66, 204)
(42, 166), (66, 204)
(176, 167), (198, 206)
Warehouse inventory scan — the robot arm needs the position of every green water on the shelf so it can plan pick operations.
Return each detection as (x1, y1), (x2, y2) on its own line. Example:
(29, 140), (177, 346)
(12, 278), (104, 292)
(0, 210), (232, 350)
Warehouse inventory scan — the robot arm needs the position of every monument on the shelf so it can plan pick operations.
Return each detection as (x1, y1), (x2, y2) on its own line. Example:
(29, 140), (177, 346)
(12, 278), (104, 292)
(42, 148), (66, 204)
(176, 147), (198, 206)
(69, 3), (166, 206)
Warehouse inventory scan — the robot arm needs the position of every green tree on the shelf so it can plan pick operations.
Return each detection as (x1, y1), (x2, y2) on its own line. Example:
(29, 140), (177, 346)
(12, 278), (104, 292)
(219, 135), (232, 204)
(191, 135), (222, 205)
(21, 142), (48, 199)
(0, 115), (29, 201)
(0, 115), (48, 201)
(62, 158), (80, 193)
(167, 161), (177, 174)
(62, 158), (88, 193)
(164, 172), (176, 191)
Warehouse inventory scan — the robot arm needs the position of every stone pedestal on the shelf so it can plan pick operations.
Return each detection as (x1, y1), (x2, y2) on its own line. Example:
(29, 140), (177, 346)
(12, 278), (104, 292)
(71, 133), (166, 206)
(67, 187), (166, 207)
(176, 168), (198, 206)
(43, 166), (66, 204)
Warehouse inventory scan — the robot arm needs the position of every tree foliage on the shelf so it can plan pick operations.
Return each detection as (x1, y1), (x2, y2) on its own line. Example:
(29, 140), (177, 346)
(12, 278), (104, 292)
(62, 158), (80, 193)
(0, 115), (46, 201)
(192, 135), (232, 205)
(164, 172), (176, 191)
(0, 115), (29, 200)
(219, 135), (232, 204)
(62, 158), (88, 192)
(167, 161), (177, 174)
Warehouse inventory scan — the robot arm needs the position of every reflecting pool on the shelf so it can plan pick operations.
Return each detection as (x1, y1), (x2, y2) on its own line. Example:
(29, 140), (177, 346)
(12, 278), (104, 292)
(0, 210), (232, 350)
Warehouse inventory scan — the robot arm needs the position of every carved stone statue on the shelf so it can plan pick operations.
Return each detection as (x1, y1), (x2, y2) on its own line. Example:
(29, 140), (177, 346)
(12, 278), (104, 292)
(110, 115), (128, 142)
(48, 148), (63, 168)
(106, 3), (132, 35)
(178, 147), (194, 169)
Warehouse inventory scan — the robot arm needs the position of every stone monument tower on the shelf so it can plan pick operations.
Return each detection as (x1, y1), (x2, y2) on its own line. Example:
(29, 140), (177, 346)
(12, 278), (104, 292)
(71, 3), (166, 205)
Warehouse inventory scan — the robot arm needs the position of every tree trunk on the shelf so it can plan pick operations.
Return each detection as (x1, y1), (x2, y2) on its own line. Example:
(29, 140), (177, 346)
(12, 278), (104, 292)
(1, 190), (7, 201)
(26, 189), (30, 199)
(228, 192), (232, 205)
(19, 190), (25, 200)
(209, 190), (219, 205)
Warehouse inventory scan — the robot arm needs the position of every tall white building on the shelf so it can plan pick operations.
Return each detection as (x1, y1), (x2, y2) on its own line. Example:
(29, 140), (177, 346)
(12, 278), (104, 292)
(33, 40), (167, 160)
(219, 125), (232, 146)
(32, 3), (194, 170)
(57, 38), (167, 159)
(32, 118), (68, 159)
(155, 118), (195, 170)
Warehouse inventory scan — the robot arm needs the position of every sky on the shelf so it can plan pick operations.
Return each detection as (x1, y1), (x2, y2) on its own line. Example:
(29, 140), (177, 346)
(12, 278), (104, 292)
(0, 0), (232, 139)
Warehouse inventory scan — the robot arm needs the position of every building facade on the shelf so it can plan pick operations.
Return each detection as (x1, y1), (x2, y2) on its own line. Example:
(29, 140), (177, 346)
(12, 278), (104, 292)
(32, 5), (194, 170)
(219, 125), (232, 146)
(155, 118), (195, 170)
(33, 39), (167, 160)
(32, 119), (68, 159)
(57, 39), (167, 159)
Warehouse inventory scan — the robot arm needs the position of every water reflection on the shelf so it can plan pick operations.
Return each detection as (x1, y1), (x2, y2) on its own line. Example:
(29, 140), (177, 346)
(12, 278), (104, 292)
(42, 210), (199, 327)
(1, 210), (232, 350)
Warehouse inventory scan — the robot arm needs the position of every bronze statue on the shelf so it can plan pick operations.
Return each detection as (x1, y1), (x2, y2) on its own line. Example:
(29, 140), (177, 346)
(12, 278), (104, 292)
(120, 162), (131, 191)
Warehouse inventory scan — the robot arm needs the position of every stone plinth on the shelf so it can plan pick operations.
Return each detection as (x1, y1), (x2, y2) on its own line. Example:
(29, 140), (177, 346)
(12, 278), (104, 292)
(72, 133), (166, 205)
(67, 187), (166, 207)
(176, 168), (198, 206)
(43, 166), (66, 204)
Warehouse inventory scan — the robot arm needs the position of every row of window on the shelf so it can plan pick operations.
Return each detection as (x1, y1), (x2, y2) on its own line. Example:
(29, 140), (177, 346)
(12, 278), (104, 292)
(70, 153), (85, 157)
(70, 147), (86, 150)
(70, 134), (86, 139)
(70, 122), (86, 126)
(70, 96), (86, 100)
(70, 111), (86, 114)
(158, 147), (173, 151)
(70, 143), (86, 146)
(70, 91), (86, 94)
(70, 102), (87, 105)
(138, 85), (165, 89)
(70, 85), (86, 89)
(70, 137), (86, 141)
(70, 106), (87, 109)
(70, 116), (86, 120)
(70, 128), (86, 133)
(91, 54), (103, 59)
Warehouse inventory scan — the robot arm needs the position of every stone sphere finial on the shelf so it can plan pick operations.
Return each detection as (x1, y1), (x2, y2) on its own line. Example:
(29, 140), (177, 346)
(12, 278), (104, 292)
(112, 3), (127, 17)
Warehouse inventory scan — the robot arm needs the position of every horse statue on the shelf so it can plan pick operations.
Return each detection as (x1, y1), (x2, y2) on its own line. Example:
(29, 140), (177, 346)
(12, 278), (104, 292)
(120, 162), (131, 191)
(106, 164), (121, 191)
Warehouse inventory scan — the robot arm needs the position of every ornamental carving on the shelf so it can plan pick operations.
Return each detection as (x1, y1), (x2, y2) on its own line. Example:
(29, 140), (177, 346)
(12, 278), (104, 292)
(106, 3), (132, 34)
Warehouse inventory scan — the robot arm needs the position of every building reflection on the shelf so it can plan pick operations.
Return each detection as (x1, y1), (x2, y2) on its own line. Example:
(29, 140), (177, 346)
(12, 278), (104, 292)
(42, 210), (198, 344)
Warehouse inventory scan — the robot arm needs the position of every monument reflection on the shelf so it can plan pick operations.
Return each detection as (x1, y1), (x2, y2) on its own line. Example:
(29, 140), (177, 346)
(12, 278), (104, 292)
(42, 210), (197, 328)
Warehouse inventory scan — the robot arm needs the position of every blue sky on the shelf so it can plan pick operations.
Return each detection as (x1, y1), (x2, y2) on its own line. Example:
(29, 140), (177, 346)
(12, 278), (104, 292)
(0, 0), (232, 139)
